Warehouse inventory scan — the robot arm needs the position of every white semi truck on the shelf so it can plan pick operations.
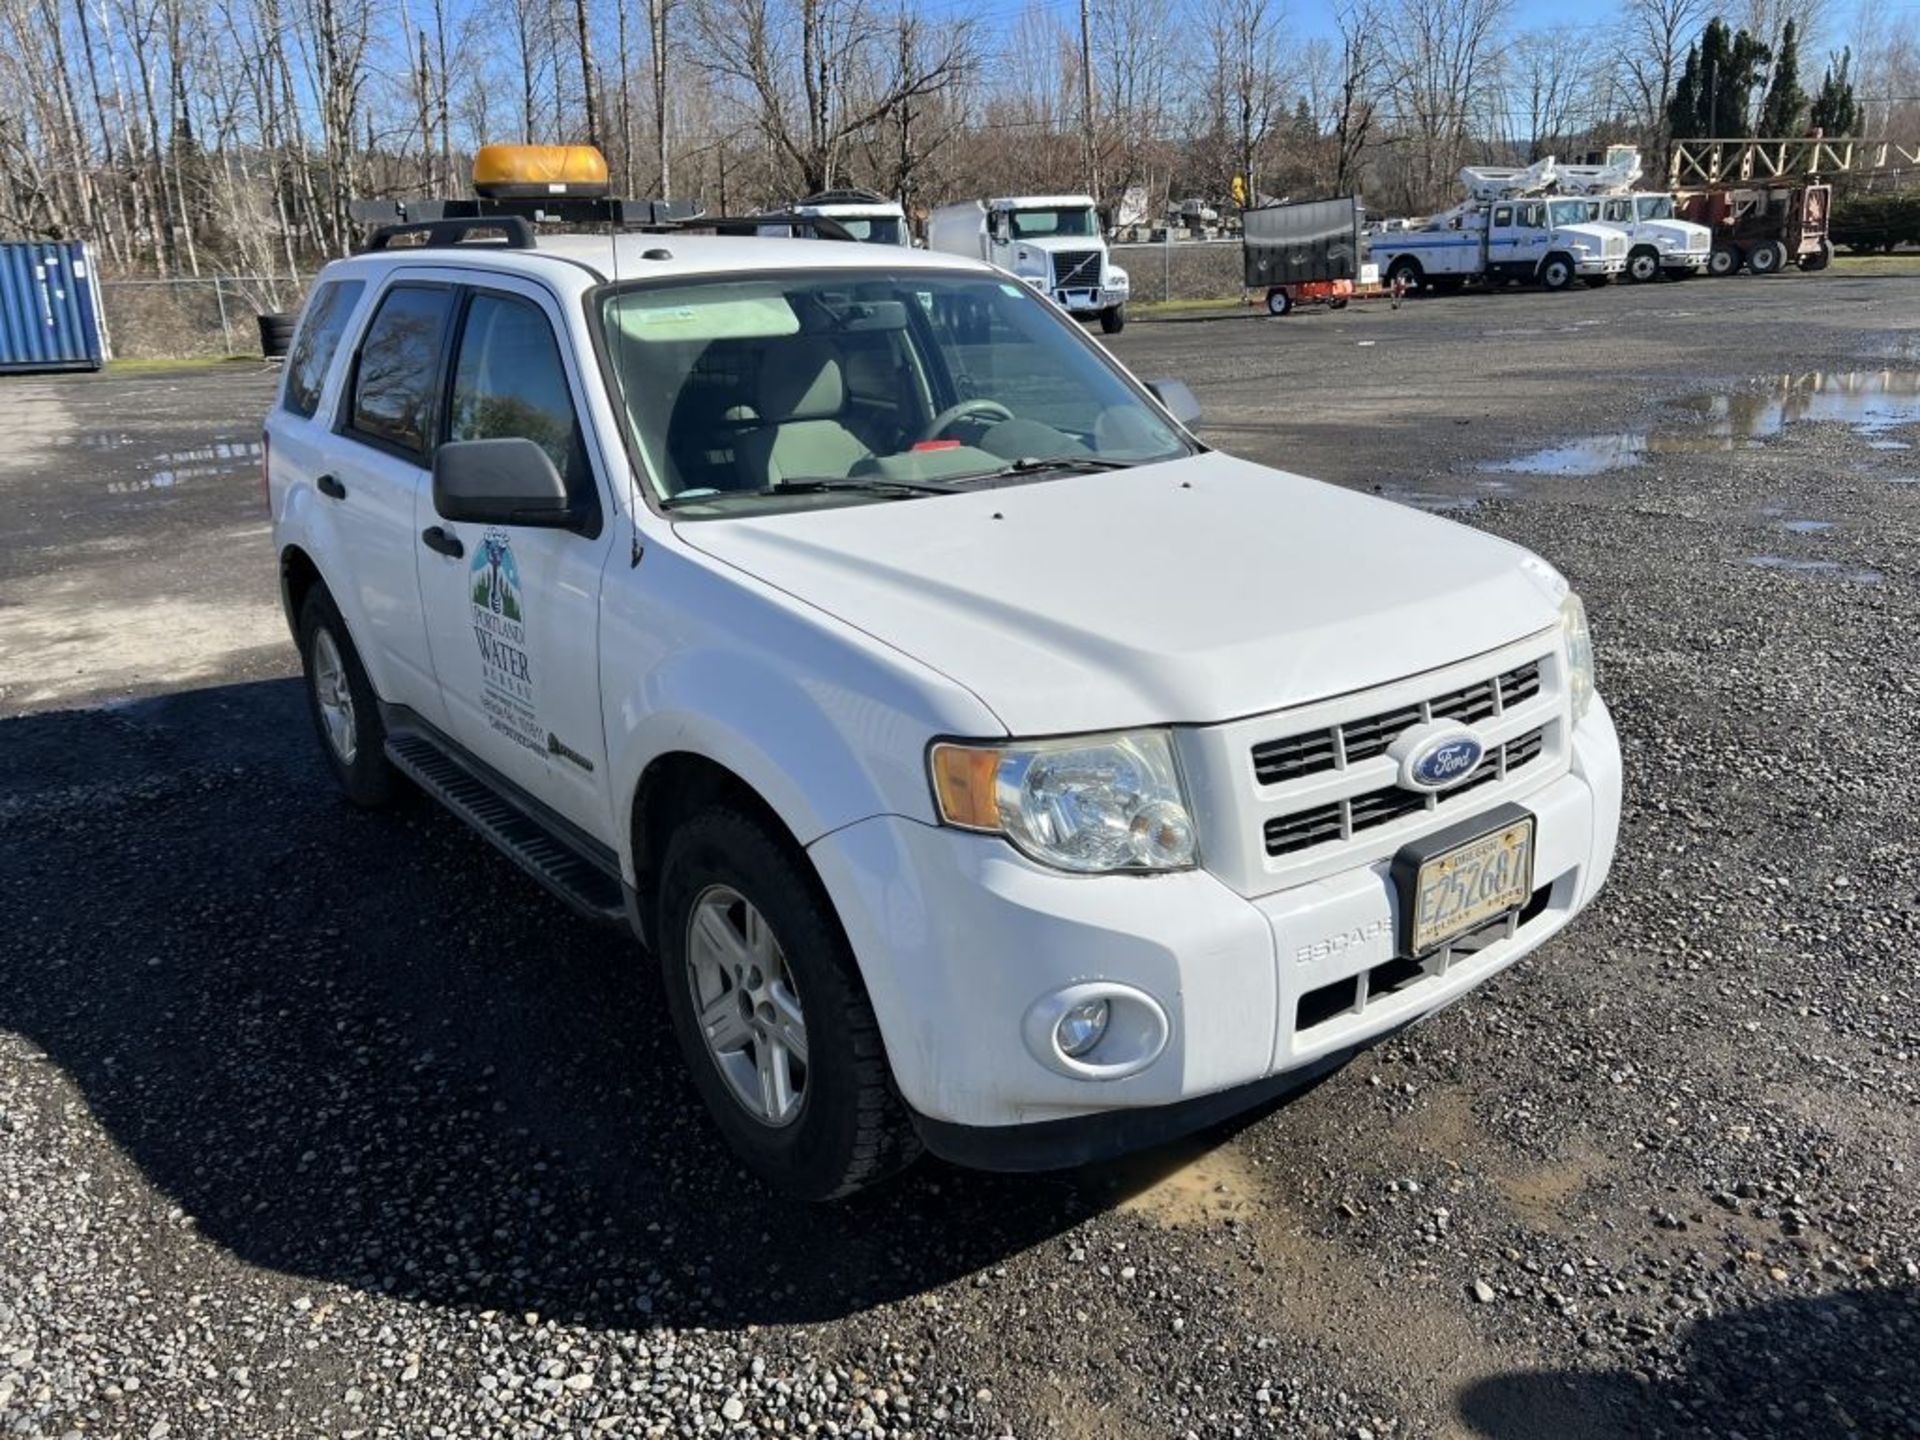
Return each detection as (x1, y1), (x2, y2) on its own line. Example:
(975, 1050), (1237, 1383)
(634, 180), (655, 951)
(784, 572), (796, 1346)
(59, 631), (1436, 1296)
(1553, 151), (1712, 282)
(926, 195), (1131, 332)
(1366, 159), (1627, 294)
(759, 189), (912, 246)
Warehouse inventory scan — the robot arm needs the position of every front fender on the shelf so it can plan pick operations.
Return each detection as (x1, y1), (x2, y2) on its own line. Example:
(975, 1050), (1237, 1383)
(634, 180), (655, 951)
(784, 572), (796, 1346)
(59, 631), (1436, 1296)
(601, 537), (1003, 879)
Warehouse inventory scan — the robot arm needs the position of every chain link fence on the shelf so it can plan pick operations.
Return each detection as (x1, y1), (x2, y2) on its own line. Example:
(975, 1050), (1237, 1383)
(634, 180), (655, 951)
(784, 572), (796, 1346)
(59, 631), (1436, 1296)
(1111, 237), (1246, 305)
(97, 275), (311, 361)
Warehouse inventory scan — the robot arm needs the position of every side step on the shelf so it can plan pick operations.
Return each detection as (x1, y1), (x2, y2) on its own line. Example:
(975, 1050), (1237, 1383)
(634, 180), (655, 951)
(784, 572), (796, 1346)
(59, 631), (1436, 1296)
(385, 730), (627, 926)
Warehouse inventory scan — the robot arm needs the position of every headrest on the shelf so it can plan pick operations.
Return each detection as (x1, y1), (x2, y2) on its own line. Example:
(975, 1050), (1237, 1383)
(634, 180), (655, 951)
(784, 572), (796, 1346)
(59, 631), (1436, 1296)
(758, 339), (844, 421)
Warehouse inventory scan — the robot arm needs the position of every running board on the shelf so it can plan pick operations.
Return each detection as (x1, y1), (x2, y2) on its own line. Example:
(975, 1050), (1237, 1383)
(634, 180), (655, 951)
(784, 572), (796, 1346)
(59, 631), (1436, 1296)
(385, 730), (627, 926)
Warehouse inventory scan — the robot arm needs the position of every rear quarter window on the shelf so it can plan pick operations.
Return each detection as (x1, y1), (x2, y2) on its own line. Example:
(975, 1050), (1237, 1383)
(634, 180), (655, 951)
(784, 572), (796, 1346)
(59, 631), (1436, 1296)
(281, 279), (365, 419)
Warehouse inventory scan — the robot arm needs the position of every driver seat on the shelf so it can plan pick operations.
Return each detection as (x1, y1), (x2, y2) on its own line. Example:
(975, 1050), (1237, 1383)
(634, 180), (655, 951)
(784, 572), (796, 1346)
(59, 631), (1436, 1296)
(735, 339), (871, 488)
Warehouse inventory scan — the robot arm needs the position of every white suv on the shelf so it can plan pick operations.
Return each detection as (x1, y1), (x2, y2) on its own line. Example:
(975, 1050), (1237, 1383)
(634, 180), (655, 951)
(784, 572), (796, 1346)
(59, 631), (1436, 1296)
(267, 208), (1621, 1198)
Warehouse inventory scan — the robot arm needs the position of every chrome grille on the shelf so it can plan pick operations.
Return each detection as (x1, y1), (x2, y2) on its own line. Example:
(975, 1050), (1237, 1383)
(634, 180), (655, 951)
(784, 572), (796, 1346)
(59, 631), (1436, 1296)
(1688, 232), (1709, 252)
(1251, 661), (1541, 786)
(1263, 725), (1549, 857)
(1605, 235), (1626, 257)
(1052, 250), (1102, 288)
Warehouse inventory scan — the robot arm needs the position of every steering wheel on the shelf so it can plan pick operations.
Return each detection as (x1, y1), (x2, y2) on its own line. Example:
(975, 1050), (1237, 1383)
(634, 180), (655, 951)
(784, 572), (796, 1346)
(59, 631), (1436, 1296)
(921, 398), (1014, 443)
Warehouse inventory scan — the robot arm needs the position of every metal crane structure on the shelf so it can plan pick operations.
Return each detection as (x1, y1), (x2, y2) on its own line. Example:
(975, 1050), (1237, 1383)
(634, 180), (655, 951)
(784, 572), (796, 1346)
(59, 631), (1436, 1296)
(1664, 135), (1851, 276)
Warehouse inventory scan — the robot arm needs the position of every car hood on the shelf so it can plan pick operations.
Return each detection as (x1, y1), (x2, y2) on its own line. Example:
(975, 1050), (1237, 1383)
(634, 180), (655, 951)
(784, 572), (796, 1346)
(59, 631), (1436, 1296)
(676, 453), (1564, 736)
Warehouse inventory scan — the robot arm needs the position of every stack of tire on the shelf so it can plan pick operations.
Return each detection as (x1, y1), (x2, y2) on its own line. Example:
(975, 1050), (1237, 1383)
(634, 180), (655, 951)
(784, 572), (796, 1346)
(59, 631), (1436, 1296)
(256, 312), (297, 358)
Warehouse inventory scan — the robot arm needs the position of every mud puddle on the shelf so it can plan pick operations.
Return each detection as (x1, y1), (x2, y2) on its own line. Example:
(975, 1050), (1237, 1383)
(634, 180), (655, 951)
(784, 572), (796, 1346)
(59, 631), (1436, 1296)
(1744, 555), (1885, 583)
(1483, 371), (1920, 475)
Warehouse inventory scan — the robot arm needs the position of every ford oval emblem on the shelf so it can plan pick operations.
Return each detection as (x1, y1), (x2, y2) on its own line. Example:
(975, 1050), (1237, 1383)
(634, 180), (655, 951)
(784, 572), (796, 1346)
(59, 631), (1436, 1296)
(1406, 732), (1485, 791)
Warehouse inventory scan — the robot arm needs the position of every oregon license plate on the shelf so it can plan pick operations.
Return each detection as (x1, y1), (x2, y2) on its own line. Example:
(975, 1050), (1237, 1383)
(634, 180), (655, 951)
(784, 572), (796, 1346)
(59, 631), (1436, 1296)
(1410, 817), (1535, 954)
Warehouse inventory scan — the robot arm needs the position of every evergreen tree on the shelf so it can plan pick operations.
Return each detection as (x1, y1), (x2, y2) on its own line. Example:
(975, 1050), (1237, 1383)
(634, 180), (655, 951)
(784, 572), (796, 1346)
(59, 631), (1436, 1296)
(1759, 19), (1806, 135)
(1809, 49), (1860, 135)
(1667, 43), (1704, 138)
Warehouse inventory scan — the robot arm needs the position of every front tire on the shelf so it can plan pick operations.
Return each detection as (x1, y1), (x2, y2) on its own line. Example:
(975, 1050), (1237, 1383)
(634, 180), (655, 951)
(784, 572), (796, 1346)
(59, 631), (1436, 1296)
(298, 587), (397, 808)
(1626, 247), (1661, 283)
(1099, 304), (1126, 334)
(1540, 254), (1575, 291)
(1798, 239), (1834, 272)
(656, 806), (920, 1200)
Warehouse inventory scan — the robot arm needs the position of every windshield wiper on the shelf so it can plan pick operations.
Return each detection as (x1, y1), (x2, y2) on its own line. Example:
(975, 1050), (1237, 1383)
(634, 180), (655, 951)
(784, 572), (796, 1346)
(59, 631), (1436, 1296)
(967, 455), (1141, 482)
(662, 475), (961, 509)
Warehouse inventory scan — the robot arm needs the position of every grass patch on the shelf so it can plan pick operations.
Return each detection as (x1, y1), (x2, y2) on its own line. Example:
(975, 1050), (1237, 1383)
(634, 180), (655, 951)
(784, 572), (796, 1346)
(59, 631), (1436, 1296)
(105, 355), (265, 374)
(1827, 254), (1920, 277)
(1133, 295), (1246, 315)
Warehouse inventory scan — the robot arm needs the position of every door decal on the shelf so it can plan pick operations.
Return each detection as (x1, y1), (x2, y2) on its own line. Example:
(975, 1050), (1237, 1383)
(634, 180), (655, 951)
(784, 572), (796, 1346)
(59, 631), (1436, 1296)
(469, 527), (542, 752)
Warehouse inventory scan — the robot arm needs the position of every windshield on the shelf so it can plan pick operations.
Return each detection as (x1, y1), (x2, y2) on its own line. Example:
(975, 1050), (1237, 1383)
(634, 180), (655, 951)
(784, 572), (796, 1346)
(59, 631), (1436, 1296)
(1009, 207), (1098, 239)
(835, 215), (905, 245)
(1635, 194), (1675, 221)
(597, 269), (1191, 514)
(1548, 199), (1590, 228)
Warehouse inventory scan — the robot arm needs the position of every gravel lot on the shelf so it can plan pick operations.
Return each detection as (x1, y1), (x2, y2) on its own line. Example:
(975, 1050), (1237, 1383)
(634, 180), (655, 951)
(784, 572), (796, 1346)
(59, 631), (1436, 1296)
(2, 271), (1917, 1439)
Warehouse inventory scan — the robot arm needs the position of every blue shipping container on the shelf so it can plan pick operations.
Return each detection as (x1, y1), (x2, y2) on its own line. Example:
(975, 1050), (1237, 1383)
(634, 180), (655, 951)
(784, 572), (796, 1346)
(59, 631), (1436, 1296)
(0, 241), (108, 373)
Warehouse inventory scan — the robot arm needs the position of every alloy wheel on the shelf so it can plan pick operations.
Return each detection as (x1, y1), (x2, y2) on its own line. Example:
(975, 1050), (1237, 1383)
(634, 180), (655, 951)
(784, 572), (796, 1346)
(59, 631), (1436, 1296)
(311, 627), (357, 765)
(684, 884), (809, 1127)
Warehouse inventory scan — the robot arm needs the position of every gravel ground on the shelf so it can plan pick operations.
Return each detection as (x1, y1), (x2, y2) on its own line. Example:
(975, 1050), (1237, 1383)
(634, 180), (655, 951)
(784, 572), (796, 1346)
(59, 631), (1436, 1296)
(2, 272), (1917, 1439)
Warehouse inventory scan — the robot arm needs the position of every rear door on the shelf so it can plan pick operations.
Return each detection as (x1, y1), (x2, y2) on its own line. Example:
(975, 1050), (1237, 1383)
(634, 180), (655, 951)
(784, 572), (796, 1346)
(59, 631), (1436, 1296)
(414, 277), (618, 838)
(326, 279), (457, 726)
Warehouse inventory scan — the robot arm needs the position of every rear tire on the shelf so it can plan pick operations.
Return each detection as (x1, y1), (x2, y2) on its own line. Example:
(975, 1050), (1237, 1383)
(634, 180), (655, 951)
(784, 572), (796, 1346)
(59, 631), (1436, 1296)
(1747, 239), (1787, 275)
(1798, 239), (1834, 272)
(656, 806), (920, 1200)
(1099, 304), (1126, 334)
(1709, 244), (1743, 277)
(1387, 258), (1424, 294)
(298, 588), (397, 808)
(1265, 288), (1293, 316)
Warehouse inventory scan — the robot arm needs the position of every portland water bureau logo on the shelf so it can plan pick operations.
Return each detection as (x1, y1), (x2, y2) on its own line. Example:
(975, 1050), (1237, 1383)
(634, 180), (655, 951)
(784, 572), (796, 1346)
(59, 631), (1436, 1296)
(469, 527), (542, 752)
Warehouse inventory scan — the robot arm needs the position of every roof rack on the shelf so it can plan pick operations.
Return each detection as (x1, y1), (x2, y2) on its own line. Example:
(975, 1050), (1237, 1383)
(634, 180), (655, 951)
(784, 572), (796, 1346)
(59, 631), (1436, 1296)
(797, 188), (892, 207)
(348, 195), (856, 251)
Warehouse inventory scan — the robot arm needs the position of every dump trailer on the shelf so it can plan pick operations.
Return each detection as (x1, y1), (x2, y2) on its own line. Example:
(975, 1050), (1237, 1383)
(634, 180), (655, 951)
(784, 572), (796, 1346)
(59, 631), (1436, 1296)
(1243, 195), (1384, 315)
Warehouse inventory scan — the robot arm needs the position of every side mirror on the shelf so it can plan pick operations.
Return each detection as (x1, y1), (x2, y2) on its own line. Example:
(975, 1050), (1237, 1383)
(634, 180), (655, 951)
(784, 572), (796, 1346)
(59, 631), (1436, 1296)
(1147, 379), (1203, 429)
(433, 438), (581, 530)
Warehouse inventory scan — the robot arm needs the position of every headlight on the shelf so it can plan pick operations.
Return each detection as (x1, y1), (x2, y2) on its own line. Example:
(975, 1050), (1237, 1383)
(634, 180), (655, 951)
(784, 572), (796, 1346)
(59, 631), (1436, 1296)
(1108, 266), (1130, 290)
(1562, 594), (1595, 722)
(929, 729), (1197, 873)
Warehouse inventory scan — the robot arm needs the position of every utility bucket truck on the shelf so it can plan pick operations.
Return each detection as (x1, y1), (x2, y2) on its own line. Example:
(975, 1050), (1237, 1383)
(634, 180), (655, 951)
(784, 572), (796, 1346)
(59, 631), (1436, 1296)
(1554, 150), (1712, 282)
(926, 195), (1130, 332)
(1365, 159), (1627, 294)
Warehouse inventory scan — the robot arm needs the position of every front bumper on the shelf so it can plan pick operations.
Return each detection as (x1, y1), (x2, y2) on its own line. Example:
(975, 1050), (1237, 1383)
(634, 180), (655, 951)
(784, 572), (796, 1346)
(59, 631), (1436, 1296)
(1664, 252), (1711, 273)
(1055, 288), (1127, 314)
(808, 697), (1622, 1158)
(1575, 256), (1627, 277)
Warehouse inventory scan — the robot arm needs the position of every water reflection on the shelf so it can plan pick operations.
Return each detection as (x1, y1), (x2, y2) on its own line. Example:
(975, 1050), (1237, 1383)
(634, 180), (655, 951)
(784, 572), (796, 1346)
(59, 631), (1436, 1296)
(1483, 372), (1920, 476)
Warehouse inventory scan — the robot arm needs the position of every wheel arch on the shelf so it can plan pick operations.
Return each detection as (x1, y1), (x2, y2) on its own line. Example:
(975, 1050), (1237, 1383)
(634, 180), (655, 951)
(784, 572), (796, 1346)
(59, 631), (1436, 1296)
(628, 749), (815, 943)
(279, 543), (326, 641)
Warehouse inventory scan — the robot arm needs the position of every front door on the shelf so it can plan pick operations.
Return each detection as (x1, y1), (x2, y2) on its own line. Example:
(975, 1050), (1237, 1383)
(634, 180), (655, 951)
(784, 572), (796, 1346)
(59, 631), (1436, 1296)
(1488, 201), (1549, 278)
(414, 279), (618, 838)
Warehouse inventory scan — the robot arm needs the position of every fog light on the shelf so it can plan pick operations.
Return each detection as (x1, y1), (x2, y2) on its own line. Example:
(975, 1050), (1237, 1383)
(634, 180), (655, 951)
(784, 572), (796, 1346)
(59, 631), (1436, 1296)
(1055, 998), (1110, 1058)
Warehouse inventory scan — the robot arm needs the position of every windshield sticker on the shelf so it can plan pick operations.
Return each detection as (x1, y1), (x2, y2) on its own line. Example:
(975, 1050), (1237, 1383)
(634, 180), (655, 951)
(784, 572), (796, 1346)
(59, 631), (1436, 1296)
(470, 528), (542, 753)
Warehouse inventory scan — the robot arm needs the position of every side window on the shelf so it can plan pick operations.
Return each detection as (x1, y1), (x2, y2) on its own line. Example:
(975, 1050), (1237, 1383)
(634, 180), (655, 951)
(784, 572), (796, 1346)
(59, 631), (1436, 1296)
(348, 284), (455, 457)
(282, 279), (364, 418)
(1518, 203), (1543, 229)
(447, 292), (587, 491)
(1492, 205), (1512, 227)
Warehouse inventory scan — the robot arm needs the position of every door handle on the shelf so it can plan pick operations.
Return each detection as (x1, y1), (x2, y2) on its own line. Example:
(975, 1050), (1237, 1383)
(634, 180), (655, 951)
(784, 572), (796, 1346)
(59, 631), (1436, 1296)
(316, 473), (346, 500)
(420, 525), (464, 559)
